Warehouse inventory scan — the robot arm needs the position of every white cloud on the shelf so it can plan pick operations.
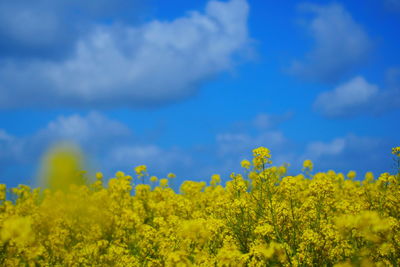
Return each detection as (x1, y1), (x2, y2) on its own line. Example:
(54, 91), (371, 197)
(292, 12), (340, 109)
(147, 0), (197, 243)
(289, 3), (372, 83)
(306, 138), (346, 158)
(214, 113), (396, 175)
(214, 115), (294, 175)
(0, 129), (17, 161)
(0, 112), (195, 184)
(0, 112), (133, 167)
(0, 129), (13, 142)
(0, 4), (60, 46)
(108, 145), (193, 175)
(211, 112), (301, 174)
(0, 130), (27, 180)
(314, 76), (378, 117)
(253, 114), (274, 129)
(216, 131), (287, 157)
(303, 134), (390, 173)
(314, 71), (400, 118)
(0, 0), (251, 109)
(36, 112), (132, 145)
(0, 0), (145, 56)
(252, 112), (293, 130)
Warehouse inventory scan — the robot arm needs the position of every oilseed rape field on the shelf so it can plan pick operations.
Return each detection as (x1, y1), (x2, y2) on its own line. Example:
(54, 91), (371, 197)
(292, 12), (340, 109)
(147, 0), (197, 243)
(1, 146), (400, 266)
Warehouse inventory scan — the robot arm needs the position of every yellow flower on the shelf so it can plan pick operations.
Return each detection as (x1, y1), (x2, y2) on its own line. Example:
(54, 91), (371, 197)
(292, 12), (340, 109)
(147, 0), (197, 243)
(278, 165), (288, 175)
(210, 174), (221, 186)
(39, 143), (86, 191)
(240, 159), (251, 169)
(0, 145), (399, 265)
(134, 165), (147, 178)
(302, 159), (313, 171)
(0, 184), (6, 201)
(392, 146), (400, 157)
(159, 178), (168, 187)
(364, 172), (374, 182)
(252, 146), (272, 169)
(167, 172), (176, 179)
(1, 216), (33, 245)
(115, 171), (125, 178)
(347, 170), (356, 180)
(96, 172), (103, 180)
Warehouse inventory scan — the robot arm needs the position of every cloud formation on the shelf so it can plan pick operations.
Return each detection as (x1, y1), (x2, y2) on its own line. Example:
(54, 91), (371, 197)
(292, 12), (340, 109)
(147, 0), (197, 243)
(0, 0), (251, 109)
(314, 76), (378, 118)
(213, 112), (397, 176)
(107, 145), (193, 176)
(314, 71), (400, 118)
(0, 112), (196, 185)
(214, 112), (296, 174)
(289, 3), (372, 83)
(0, 0), (145, 59)
(252, 112), (293, 130)
(306, 138), (346, 158)
(303, 134), (392, 174)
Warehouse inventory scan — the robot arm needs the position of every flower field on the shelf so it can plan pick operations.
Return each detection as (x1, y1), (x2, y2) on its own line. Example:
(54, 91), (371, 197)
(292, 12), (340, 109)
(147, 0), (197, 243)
(1, 146), (400, 266)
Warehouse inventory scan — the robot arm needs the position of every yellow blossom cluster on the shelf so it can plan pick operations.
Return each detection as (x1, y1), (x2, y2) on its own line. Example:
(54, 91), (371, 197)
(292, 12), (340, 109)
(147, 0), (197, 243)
(392, 147), (400, 157)
(134, 165), (147, 178)
(302, 159), (313, 172)
(0, 146), (399, 266)
(252, 147), (272, 170)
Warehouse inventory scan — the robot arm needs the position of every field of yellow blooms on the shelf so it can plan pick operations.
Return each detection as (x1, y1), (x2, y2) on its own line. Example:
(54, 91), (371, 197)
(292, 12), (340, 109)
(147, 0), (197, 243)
(1, 146), (400, 266)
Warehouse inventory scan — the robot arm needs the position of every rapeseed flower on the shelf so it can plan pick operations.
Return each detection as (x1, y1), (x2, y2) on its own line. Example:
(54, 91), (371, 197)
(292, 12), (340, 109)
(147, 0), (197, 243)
(302, 159), (313, 171)
(241, 159), (251, 169)
(392, 146), (400, 157)
(210, 174), (221, 186)
(0, 145), (398, 266)
(347, 170), (356, 180)
(252, 146), (272, 169)
(134, 165), (147, 178)
(167, 172), (176, 179)
(159, 178), (168, 188)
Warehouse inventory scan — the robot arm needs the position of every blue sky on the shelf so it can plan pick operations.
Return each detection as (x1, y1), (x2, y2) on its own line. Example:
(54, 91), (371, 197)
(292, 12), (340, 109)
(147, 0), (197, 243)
(0, 0), (399, 187)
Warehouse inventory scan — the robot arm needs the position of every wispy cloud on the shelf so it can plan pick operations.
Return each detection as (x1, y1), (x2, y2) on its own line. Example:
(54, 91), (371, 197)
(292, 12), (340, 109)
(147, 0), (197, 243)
(0, 112), (194, 184)
(314, 70), (400, 118)
(289, 3), (372, 83)
(313, 76), (378, 118)
(303, 134), (392, 174)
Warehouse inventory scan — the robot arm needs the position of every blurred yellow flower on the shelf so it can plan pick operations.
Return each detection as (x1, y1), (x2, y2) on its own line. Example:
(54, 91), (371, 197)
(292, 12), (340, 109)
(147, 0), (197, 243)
(134, 165), (147, 178)
(150, 176), (158, 182)
(392, 146), (400, 157)
(159, 178), (168, 187)
(240, 159), (251, 169)
(39, 143), (86, 191)
(96, 172), (103, 180)
(302, 159), (313, 171)
(167, 172), (176, 179)
(347, 170), (356, 180)
(210, 174), (221, 186)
